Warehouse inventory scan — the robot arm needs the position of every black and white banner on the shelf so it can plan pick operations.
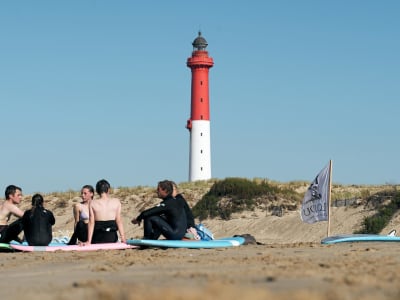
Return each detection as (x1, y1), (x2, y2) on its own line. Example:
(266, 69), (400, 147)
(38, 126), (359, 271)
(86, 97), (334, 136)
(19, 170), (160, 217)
(301, 163), (330, 224)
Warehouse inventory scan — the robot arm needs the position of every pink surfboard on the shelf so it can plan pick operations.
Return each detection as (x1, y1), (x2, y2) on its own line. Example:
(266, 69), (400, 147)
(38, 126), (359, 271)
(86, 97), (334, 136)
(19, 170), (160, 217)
(10, 242), (137, 252)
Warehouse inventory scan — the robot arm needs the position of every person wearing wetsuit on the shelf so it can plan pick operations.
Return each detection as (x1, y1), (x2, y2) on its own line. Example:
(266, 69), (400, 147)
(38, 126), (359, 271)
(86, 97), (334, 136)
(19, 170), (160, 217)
(171, 181), (195, 229)
(22, 194), (55, 246)
(68, 185), (93, 245)
(131, 180), (187, 240)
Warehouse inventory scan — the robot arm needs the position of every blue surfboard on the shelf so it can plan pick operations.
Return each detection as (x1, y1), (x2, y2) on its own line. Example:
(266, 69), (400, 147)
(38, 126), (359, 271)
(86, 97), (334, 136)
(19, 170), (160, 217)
(126, 236), (245, 248)
(322, 234), (400, 244)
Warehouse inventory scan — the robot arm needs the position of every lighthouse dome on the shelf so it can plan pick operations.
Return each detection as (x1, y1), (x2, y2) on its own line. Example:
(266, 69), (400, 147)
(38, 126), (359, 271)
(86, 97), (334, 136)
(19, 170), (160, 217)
(192, 31), (208, 50)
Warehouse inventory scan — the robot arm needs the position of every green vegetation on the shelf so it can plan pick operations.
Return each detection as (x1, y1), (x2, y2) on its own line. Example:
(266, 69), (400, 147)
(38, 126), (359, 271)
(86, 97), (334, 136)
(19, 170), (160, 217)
(355, 189), (400, 234)
(192, 177), (300, 220)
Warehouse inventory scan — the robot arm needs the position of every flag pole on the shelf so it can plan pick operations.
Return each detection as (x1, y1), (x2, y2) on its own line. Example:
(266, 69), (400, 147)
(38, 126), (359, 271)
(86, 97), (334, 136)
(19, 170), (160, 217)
(327, 160), (333, 237)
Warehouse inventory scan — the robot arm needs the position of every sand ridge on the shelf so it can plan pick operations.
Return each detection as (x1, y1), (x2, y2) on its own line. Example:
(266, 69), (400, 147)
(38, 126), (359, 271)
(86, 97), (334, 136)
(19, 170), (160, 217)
(1, 185), (400, 300)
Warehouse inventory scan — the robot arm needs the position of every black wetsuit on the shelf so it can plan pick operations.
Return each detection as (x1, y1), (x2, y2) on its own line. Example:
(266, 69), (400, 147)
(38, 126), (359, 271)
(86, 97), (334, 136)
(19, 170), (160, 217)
(22, 208), (55, 246)
(175, 194), (195, 229)
(136, 195), (187, 240)
(92, 220), (118, 244)
(0, 219), (24, 243)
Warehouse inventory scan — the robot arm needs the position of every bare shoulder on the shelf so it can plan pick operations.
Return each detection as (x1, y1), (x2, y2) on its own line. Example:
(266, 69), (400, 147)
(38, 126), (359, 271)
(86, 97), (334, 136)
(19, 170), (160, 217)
(0, 201), (7, 215)
(110, 197), (122, 205)
(4, 201), (15, 210)
(2, 201), (23, 217)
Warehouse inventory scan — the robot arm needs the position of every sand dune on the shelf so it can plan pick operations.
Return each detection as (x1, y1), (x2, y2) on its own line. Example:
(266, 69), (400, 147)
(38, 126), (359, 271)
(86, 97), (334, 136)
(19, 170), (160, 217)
(2, 185), (400, 300)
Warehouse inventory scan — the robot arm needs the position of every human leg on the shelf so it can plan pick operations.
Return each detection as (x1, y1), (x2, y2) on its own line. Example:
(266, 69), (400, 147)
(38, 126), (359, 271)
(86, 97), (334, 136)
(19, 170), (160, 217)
(75, 220), (88, 242)
(1, 219), (23, 243)
(143, 216), (183, 240)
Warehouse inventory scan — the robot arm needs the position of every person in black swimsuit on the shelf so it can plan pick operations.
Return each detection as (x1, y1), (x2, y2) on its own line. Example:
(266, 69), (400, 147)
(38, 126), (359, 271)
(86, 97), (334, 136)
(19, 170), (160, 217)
(131, 180), (187, 240)
(21, 194), (55, 246)
(83, 179), (126, 245)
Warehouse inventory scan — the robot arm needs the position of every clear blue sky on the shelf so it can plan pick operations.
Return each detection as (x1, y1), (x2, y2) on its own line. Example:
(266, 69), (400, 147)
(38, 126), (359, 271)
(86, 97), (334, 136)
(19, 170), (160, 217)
(1, 1), (399, 194)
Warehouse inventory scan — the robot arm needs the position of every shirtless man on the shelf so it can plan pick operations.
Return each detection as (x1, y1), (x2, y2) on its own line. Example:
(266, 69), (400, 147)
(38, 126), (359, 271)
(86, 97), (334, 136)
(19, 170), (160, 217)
(85, 179), (126, 245)
(0, 185), (24, 243)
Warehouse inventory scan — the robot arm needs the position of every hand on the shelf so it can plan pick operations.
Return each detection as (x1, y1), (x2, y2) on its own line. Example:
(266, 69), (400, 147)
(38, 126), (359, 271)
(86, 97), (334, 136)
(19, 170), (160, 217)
(79, 241), (91, 247)
(131, 218), (141, 226)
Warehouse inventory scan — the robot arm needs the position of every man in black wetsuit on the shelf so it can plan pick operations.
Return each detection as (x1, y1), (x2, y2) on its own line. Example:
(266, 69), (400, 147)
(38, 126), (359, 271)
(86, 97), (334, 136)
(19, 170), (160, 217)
(131, 180), (187, 240)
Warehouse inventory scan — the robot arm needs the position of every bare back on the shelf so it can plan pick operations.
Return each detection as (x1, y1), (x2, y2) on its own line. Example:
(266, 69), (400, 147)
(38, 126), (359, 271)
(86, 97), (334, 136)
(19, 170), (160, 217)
(89, 197), (121, 221)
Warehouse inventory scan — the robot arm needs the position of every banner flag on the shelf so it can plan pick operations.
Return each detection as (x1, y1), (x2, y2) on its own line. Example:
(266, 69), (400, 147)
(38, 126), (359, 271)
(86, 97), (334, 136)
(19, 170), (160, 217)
(301, 163), (331, 224)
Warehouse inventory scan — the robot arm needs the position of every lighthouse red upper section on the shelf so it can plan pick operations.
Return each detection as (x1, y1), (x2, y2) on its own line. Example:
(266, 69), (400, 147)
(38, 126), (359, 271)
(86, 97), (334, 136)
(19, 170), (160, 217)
(186, 32), (213, 128)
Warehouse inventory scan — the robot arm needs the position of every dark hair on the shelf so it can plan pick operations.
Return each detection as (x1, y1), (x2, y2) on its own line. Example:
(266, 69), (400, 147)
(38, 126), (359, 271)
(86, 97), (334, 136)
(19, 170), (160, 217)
(96, 179), (110, 195)
(82, 185), (95, 197)
(158, 180), (173, 197)
(31, 194), (44, 216)
(5, 185), (22, 200)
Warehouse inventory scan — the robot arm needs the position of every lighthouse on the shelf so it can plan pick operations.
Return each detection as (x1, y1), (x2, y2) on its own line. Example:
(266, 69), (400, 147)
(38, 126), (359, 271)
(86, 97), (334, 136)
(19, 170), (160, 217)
(186, 32), (214, 181)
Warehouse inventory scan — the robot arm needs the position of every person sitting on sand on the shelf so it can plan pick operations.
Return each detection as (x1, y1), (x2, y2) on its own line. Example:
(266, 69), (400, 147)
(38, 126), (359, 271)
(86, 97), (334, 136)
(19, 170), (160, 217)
(170, 181), (195, 229)
(131, 180), (187, 240)
(84, 179), (126, 245)
(170, 181), (202, 240)
(68, 185), (94, 245)
(0, 185), (25, 243)
(22, 194), (55, 246)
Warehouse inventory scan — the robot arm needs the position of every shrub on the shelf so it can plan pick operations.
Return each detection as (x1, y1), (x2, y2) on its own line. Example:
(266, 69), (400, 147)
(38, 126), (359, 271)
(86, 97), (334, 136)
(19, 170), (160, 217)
(192, 177), (288, 220)
(355, 190), (400, 234)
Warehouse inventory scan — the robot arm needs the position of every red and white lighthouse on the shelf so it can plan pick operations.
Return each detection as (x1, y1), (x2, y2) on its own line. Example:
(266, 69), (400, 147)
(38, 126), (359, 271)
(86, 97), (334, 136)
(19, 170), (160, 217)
(186, 32), (214, 181)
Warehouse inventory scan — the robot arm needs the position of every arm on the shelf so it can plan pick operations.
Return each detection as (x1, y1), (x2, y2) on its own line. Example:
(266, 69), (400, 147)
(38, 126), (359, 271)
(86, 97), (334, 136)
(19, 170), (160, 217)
(136, 202), (167, 222)
(49, 211), (56, 226)
(115, 201), (126, 243)
(177, 194), (195, 228)
(183, 201), (195, 228)
(86, 202), (95, 245)
(8, 203), (24, 218)
(131, 201), (168, 225)
(72, 203), (80, 228)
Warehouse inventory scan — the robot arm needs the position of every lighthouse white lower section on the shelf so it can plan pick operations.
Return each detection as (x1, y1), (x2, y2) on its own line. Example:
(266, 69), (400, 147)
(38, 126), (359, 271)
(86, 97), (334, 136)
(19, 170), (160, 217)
(189, 120), (211, 181)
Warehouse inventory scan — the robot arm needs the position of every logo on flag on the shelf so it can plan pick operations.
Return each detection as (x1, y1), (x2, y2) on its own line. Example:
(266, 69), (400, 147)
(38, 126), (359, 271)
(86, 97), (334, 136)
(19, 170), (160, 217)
(301, 163), (330, 224)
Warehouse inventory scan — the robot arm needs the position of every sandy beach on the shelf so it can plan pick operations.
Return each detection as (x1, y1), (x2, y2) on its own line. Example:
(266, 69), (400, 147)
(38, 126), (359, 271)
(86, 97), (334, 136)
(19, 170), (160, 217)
(2, 241), (400, 300)
(2, 185), (400, 300)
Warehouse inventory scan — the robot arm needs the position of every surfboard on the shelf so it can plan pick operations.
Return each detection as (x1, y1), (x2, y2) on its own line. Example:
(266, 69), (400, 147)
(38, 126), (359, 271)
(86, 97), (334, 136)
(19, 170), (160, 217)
(0, 242), (14, 252)
(321, 234), (400, 245)
(10, 242), (137, 252)
(126, 236), (245, 248)
(10, 241), (67, 247)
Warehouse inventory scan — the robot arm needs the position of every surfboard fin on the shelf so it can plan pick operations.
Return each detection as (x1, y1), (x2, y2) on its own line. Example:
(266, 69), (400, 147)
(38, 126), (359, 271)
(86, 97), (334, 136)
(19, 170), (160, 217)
(387, 229), (396, 237)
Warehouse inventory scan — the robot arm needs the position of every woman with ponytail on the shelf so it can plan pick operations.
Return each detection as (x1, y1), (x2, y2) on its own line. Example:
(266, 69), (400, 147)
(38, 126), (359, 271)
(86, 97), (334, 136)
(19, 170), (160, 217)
(21, 194), (55, 246)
